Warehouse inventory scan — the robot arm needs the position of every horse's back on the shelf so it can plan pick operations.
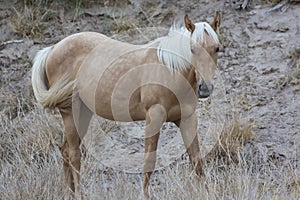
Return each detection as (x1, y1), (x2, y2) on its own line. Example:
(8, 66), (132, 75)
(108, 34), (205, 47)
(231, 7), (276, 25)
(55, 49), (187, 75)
(45, 32), (110, 86)
(44, 31), (149, 117)
(74, 35), (151, 119)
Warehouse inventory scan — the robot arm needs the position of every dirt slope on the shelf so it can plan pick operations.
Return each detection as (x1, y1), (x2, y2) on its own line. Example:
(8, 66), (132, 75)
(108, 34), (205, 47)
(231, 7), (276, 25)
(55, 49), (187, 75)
(0, 0), (299, 177)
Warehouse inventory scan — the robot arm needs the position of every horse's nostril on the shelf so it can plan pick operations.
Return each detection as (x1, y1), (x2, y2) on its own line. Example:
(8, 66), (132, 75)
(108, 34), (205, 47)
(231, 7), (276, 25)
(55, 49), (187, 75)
(199, 83), (208, 91)
(198, 83), (213, 98)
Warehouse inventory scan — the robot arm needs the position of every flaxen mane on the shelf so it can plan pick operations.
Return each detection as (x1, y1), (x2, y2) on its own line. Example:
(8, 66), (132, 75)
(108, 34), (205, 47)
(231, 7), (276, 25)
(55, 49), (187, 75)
(157, 22), (219, 73)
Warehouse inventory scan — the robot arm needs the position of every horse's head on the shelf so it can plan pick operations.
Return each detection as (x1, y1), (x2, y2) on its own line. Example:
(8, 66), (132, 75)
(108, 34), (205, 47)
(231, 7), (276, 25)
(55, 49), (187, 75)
(184, 12), (221, 99)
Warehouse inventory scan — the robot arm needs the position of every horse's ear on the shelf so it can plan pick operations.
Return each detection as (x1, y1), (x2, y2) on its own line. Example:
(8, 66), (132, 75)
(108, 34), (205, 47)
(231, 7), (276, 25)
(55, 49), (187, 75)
(210, 11), (221, 33)
(184, 14), (195, 33)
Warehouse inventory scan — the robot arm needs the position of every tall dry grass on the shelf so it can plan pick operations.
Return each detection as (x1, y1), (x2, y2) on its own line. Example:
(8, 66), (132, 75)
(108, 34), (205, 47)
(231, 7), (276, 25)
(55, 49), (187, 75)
(0, 99), (299, 199)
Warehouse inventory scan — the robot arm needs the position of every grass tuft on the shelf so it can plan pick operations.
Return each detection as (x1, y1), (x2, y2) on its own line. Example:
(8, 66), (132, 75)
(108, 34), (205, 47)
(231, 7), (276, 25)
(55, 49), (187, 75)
(205, 118), (255, 165)
(110, 17), (140, 33)
(10, 5), (52, 38)
(275, 47), (300, 88)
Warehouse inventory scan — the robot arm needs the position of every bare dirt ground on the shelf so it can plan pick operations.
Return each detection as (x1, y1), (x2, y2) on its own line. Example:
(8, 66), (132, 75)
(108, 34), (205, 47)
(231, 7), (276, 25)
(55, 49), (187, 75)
(0, 0), (300, 199)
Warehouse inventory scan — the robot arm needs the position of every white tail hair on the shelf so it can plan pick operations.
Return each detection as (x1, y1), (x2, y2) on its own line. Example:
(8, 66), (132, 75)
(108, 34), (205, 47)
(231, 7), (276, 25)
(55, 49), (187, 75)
(31, 46), (75, 109)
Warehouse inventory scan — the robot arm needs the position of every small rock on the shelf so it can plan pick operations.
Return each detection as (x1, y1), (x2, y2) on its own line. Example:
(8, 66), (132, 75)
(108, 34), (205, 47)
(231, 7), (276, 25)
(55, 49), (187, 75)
(248, 42), (256, 48)
(254, 22), (271, 30)
(230, 60), (239, 65)
(218, 59), (229, 70)
(258, 124), (267, 129)
(227, 66), (234, 71)
(228, 51), (236, 57)
(273, 23), (289, 33)
(249, 10), (256, 16)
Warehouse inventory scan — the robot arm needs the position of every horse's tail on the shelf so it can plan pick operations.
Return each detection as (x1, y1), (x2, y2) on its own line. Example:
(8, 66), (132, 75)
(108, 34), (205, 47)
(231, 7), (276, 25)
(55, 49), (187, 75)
(32, 46), (75, 109)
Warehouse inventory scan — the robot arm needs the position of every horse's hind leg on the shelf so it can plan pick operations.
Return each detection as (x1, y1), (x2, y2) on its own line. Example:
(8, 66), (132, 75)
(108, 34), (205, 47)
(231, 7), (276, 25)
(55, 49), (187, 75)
(60, 140), (73, 191)
(59, 98), (93, 198)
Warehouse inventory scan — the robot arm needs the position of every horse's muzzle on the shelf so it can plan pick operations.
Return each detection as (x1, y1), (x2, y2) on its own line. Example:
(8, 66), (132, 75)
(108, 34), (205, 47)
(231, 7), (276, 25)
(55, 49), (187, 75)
(198, 82), (213, 99)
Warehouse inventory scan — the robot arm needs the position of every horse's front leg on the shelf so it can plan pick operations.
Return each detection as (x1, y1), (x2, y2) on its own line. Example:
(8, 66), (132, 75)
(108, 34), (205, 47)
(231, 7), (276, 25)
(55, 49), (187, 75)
(143, 104), (167, 195)
(175, 112), (203, 176)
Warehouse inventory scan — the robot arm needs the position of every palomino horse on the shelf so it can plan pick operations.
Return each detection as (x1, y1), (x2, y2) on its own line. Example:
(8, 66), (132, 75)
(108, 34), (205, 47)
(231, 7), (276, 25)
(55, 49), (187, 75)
(32, 12), (221, 197)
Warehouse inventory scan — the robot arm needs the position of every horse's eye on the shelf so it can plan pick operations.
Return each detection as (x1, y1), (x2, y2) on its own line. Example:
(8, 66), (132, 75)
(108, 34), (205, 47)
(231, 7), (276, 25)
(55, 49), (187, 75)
(191, 49), (195, 54)
(215, 47), (220, 53)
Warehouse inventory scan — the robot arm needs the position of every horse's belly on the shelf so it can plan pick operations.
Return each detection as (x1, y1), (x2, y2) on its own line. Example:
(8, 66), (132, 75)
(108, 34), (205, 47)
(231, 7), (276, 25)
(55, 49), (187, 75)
(94, 103), (146, 122)
(78, 76), (146, 122)
(92, 86), (146, 122)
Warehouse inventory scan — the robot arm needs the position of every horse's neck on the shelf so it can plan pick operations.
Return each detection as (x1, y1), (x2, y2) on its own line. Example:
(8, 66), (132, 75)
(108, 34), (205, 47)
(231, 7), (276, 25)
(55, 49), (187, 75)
(180, 66), (197, 89)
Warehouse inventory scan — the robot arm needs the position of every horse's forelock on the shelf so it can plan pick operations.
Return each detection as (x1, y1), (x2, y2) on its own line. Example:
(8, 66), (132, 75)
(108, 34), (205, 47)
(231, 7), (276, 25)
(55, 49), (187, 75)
(191, 22), (219, 45)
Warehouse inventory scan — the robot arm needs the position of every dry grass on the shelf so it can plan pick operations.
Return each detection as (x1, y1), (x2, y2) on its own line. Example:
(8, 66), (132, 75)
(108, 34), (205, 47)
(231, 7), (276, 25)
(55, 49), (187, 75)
(205, 118), (255, 165)
(110, 18), (141, 33)
(275, 48), (300, 89)
(9, 0), (157, 38)
(232, 93), (263, 111)
(10, 6), (49, 38)
(9, 0), (98, 38)
(0, 101), (299, 199)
